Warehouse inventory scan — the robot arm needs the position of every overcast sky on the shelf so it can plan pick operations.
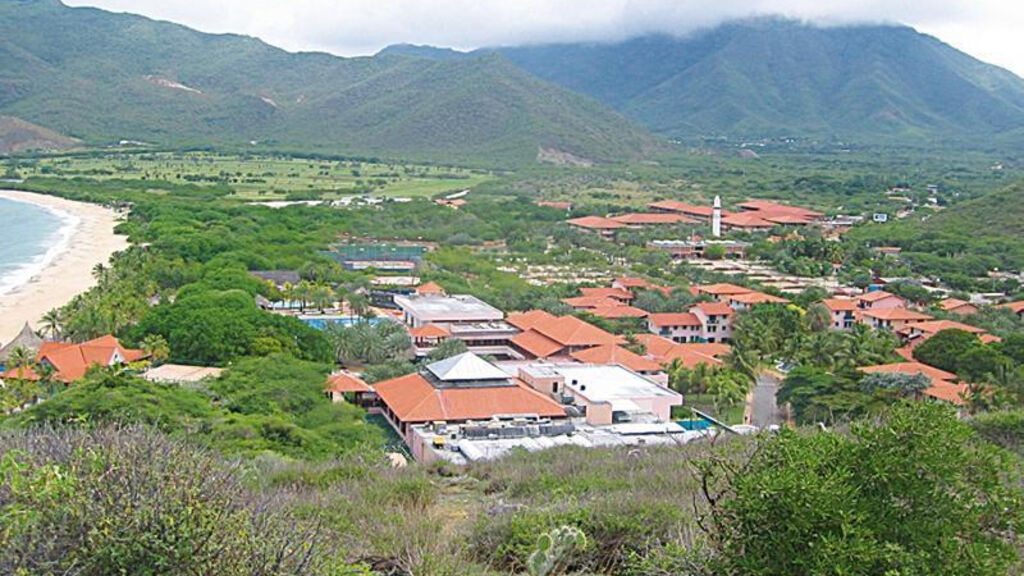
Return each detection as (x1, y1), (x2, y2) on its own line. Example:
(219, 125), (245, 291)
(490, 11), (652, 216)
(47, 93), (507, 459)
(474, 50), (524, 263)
(65, 0), (1024, 77)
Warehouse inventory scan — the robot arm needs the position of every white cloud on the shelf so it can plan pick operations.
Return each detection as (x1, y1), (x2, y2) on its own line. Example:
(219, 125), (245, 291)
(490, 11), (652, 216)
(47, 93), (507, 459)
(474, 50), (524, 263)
(64, 0), (1024, 76)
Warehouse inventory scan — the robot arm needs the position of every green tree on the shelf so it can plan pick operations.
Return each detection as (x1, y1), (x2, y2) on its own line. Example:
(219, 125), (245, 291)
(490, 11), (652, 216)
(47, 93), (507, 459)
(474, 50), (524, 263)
(701, 403), (1023, 576)
(426, 338), (468, 362)
(912, 329), (981, 373)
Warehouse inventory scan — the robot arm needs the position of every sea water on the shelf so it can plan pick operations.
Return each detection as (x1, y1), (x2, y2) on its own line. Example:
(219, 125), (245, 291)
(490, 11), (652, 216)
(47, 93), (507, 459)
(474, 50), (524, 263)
(0, 194), (78, 297)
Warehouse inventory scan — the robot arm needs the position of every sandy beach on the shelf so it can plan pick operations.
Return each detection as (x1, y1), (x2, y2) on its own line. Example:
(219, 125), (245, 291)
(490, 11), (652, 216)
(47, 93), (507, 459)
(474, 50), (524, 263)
(0, 190), (128, 344)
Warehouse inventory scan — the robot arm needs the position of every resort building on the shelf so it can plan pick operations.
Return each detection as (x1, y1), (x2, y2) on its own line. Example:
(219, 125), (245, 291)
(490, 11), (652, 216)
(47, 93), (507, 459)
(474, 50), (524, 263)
(566, 216), (625, 238)
(857, 308), (933, 332)
(634, 334), (729, 368)
(723, 291), (789, 311)
(372, 353), (569, 460)
(998, 300), (1024, 319)
(323, 371), (376, 408)
(647, 313), (703, 343)
(821, 298), (858, 330)
(0, 323), (43, 368)
(0, 335), (147, 384)
(609, 213), (696, 227)
(859, 362), (966, 407)
(568, 344), (664, 380)
(691, 301), (735, 343)
(691, 283), (755, 301)
(648, 201), (725, 222)
(854, 290), (907, 311)
(507, 310), (621, 359)
(394, 293), (520, 358)
(937, 298), (979, 316)
(896, 320), (1000, 354)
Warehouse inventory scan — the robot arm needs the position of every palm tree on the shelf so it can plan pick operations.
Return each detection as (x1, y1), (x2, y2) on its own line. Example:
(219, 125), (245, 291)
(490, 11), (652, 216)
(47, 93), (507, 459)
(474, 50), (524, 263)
(7, 346), (35, 379)
(310, 284), (335, 313)
(41, 308), (63, 341)
(347, 293), (371, 320)
(140, 334), (171, 366)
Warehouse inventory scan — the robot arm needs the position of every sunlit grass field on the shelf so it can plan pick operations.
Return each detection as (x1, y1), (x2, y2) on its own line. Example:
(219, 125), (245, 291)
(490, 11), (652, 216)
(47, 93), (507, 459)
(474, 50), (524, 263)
(18, 151), (494, 199)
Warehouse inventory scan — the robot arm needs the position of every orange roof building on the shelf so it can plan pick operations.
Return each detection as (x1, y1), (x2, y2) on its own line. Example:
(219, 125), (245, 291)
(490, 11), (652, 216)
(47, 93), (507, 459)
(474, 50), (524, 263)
(937, 298), (979, 316)
(415, 281), (446, 295)
(509, 312), (621, 359)
(721, 213), (775, 230)
(648, 200), (729, 220)
(1, 335), (148, 384)
(586, 305), (649, 320)
(858, 308), (933, 331)
(859, 361), (966, 406)
(570, 344), (662, 374)
(561, 296), (625, 310)
(579, 287), (634, 302)
(998, 300), (1024, 317)
(567, 216), (625, 234)
(633, 334), (728, 368)
(693, 283), (754, 299)
(373, 353), (568, 454)
(610, 213), (697, 226)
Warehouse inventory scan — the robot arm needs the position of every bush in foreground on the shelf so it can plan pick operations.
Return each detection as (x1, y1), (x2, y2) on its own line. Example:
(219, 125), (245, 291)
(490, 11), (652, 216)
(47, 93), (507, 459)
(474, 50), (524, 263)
(0, 426), (358, 576)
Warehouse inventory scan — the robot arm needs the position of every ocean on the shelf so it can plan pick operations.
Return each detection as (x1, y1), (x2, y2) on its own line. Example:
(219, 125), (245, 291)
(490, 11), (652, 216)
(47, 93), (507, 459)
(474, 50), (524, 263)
(0, 194), (78, 297)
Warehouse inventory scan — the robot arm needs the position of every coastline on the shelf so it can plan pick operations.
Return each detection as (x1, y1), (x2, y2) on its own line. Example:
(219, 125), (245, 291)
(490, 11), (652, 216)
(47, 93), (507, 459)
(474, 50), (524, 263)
(0, 190), (129, 344)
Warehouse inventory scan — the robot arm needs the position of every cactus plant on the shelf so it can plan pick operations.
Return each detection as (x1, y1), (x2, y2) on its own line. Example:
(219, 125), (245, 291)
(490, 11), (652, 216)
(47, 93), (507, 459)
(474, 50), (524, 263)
(526, 525), (587, 576)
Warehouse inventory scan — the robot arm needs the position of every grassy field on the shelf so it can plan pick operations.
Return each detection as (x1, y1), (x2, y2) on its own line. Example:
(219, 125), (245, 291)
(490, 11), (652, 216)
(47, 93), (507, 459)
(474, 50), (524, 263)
(14, 151), (495, 199)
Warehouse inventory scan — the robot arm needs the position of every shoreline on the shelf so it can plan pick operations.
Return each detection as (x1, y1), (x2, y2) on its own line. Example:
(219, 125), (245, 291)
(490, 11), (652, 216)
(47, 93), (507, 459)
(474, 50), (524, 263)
(0, 190), (129, 344)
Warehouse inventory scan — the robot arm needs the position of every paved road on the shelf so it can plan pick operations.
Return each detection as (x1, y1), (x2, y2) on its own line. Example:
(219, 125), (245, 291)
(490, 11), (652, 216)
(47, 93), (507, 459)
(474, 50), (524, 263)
(750, 372), (782, 428)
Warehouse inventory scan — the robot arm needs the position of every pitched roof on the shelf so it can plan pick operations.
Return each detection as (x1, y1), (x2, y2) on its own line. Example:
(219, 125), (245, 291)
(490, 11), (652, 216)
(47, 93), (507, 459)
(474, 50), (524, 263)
(727, 292), (789, 305)
(507, 309), (559, 331)
(325, 372), (372, 393)
(0, 323), (43, 362)
(415, 281), (446, 295)
(4, 335), (147, 383)
(694, 283), (754, 296)
(647, 312), (701, 327)
(922, 381), (968, 406)
(562, 296), (625, 309)
(570, 344), (662, 373)
(998, 300), (1024, 314)
(899, 320), (986, 336)
(762, 213), (815, 225)
(721, 213), (775, 228)
(614, 277), (655, 289)
(860, 308), (933, 321)
(693, 302), (735, 317)
(648, 201), (728, 218)
(821, 298), (858, 312)
(610, 213), (696, 225)
(579, 287), (634, 301)
(426, 352), (510, 382)
(534, 316), (620, 347)
(373, 372), (566, 423)
(511, 330), (566, 359)
(567, 216), (625, 230)
(938, 298), (976, 312)
(859, 362), (957, 384)
(587, 305), (649, 320)
(408, 324), (451, 338)
(856, 290), (902, 303)
(633, 334), (728, 367)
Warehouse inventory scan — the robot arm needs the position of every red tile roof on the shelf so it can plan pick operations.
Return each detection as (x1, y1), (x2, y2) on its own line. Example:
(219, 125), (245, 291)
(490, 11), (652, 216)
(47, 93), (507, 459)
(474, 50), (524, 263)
(647, 312), (701, 327)
(610, 213), (697, 225)
(860, 308), (933, 322)
(325, 372), (372, 393)
(579, 287), (634, 301)
(898, 320), (986, 336)
(415, 281), (445, 295)
(998, 300), (1024, 314)
(821, 298), (858, 312)
(587, 305), (649, 320)
(938, 298), (976, 312)
(373, 373), (566, 423)
(727, 292), (789, 305)
(922, 381), (968, 406)
(694, 283), (754, 296)
(693, 302), (735, 317)
(536, 201), (573, 210)
(534, 316), (621, 348)
(562, 296), (624, 309)
(409, 324), (451, 338)
(855, 290), (902, 303)
(3, 335), (148, 383)
(511, 330), (565, 359)
(633, 334), (729, 368)
(859, 362), (957, 384)
(570, 344), (662, 373)
(567, 216), (625, 230)
(722, 213), (775, 229)
(648, 201), (726, 217)
(507, 310), (559, 331)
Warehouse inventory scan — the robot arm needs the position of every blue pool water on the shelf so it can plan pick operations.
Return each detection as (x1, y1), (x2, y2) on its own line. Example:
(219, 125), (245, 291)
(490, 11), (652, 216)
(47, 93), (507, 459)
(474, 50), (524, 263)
(301, 316), (387, 330)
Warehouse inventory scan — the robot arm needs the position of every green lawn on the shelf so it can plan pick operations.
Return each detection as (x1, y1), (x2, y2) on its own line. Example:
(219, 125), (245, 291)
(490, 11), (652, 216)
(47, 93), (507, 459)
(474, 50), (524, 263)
(20, 151), (494, 200)
(673, 393), (745, 425)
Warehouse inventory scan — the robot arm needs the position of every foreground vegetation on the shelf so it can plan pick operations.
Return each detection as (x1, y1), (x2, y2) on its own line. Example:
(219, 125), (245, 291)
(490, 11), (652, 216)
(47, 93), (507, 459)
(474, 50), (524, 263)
(2, 403), (1020, 575)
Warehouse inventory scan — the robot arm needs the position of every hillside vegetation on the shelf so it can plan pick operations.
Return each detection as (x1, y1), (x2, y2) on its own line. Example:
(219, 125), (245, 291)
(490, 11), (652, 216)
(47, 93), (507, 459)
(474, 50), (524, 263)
(390, 20), (1024, 146)
(0, 0), (657, 166)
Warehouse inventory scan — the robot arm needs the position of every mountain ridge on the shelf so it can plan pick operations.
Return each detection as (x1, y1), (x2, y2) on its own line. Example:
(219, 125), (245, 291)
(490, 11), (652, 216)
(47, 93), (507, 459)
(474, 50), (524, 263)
(0, 0), (659, 166)
(383, 19), (1024, 146)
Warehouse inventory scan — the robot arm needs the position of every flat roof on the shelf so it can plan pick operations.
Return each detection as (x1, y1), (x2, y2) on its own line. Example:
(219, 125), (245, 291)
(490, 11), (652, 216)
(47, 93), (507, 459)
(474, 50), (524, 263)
(549, 364), (680, 403)
(394, 293), (504, 322)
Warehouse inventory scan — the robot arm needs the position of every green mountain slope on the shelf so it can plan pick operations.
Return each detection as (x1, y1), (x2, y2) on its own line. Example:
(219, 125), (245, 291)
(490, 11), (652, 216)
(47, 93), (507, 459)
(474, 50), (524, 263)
(386, 20), (1024, 145)
(0, 0), (658, 166)
(848, 180), (1024, 277)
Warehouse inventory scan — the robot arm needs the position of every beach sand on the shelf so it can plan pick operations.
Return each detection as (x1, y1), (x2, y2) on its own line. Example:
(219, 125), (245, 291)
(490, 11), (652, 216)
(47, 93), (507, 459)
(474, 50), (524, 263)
(0, 190), (128, 344)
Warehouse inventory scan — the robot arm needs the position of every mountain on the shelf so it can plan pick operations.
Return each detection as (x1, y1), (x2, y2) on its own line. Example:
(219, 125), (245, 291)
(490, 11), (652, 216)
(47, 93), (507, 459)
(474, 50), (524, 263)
(0, 0), (658, 166)
(388, 20), (1024, 145)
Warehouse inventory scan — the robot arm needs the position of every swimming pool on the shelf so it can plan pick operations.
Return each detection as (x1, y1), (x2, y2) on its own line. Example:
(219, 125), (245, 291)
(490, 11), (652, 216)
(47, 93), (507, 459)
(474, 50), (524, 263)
(300, 316), (388, 330)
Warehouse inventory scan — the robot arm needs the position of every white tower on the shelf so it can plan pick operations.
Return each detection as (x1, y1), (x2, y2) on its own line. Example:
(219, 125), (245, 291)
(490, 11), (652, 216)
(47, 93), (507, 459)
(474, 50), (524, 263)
(712, 195), (722, 238)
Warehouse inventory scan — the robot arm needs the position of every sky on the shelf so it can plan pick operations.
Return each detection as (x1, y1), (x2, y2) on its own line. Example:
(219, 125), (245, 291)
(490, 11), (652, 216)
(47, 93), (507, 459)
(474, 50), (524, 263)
(64, 0), (1024, 77)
